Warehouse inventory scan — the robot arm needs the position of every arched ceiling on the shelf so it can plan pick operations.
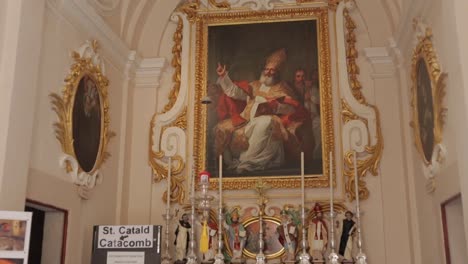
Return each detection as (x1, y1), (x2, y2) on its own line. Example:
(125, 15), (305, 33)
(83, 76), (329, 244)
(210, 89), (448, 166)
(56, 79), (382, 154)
(88, 0), (409, 58)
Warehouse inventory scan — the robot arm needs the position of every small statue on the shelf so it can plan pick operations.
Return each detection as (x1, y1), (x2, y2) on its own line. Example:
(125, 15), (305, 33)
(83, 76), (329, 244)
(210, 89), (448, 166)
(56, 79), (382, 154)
(175, 213), (191, 263)
(224, 208), (246, 262)
(338, 211), (356, 261)
(277, 210), (298, 262)
(308, 203), (328, 261)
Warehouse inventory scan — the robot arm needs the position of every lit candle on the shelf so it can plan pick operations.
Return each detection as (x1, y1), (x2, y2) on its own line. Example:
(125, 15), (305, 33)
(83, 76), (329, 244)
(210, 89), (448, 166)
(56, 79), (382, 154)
(219, 155), (223, 209)
(301, 152), (305, 209)
(329, 152), (333, 214)
(167, 156), (172, 209)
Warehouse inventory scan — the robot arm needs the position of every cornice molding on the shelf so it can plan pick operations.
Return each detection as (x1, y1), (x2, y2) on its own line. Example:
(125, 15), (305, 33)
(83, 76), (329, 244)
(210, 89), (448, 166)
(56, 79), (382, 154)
(363, 46), (396, 78)
(134, 58), (167, 89)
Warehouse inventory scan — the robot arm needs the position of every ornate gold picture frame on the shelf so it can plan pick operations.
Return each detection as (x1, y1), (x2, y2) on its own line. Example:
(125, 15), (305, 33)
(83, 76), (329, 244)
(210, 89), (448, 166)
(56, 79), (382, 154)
(50, 41), (114, 191)
(411, 29), (446, 165)
(193, 7), (334, 190)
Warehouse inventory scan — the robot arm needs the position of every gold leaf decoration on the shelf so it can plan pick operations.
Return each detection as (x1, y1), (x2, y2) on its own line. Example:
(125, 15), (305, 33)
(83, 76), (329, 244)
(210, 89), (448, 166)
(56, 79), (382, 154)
(49, 41), (114, 177)
(410, 27), (447, 165)
(149, 16), (187, 204)
(341, 9), (384, 201)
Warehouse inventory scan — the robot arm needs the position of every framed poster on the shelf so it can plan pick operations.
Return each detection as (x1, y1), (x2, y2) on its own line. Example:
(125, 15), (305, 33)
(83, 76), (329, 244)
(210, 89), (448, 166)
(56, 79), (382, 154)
(0, 211), (32, 263)
(193, 7), (334, 190)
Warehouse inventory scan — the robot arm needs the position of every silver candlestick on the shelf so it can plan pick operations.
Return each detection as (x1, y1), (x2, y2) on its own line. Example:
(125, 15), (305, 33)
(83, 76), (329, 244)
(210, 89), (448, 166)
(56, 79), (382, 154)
(213, 206), (224, 264)
(327, 211), (339, 264)
(187, 163), (198, 264)
(298, 206), (311, 264)
(255, 205), (266, 264)
(161, 208), (173, 264)
(353, 151), (367, 264)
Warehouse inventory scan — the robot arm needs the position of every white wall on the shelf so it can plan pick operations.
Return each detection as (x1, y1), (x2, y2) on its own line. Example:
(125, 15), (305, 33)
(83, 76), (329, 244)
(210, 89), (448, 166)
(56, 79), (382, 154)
(396, 0), (468, 262)
(24, 0), (131, 263)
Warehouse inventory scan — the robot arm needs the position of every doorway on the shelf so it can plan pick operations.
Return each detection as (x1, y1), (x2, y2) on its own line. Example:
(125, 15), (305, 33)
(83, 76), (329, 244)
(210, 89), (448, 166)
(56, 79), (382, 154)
(24, 200), (67, 264)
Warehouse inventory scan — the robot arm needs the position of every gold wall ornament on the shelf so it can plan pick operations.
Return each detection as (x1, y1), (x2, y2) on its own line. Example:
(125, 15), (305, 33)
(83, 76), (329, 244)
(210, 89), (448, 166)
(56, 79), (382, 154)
(49, 40), (115, 198)
(149, 110), (187, 204)
(208, 0), (230, 9)
(337, 2), (384, 201)
(193, 7), (335, 191)
(410, 26), (447, 166)
(149, 14), (188, 204)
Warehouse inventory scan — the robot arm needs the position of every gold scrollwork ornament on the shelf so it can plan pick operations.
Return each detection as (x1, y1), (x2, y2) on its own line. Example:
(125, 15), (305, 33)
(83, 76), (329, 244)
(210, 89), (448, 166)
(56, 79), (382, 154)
(410, 22), (447, 192)
(49, 40), (115, 199)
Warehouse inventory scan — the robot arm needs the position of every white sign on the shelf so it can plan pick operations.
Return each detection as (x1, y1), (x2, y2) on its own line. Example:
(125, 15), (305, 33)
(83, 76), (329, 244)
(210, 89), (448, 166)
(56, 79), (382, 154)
(98, 225), (153, 249)
(107, 251), (144, 264)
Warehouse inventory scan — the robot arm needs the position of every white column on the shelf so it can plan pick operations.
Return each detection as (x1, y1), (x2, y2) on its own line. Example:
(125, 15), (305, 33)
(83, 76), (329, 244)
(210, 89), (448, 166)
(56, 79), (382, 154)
(363, 46), (412, 264)
(453, 0), (468, 255)
(0, 0), (46, 210)
(125, 58), (167, 224)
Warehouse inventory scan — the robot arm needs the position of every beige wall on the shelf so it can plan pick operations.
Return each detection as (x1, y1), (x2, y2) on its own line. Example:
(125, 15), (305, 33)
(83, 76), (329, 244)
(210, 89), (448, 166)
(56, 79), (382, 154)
(397, 0), (468, 263)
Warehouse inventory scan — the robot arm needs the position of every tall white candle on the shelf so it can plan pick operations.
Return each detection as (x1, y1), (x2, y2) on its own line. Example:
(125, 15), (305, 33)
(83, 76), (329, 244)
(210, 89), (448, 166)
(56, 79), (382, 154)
(329, 152), (333, 214)
(301, 152), (305, 209)
(167, 156), (172, 209)
(354, 151), (359, 204)
(219, 155), (223, 208)
(191, 158), (195, 199)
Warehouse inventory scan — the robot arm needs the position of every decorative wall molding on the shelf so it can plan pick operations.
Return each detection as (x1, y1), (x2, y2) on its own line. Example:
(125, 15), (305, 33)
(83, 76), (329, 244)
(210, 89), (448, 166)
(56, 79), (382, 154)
(192, 0), (337, 12)
(135, 58), (166, 89)
(50, 40), (115, 199)
(149, 14), (189, 204)
(410, 19), (447, 193)
(362, 46), (396, 78)
(337, 1), (384, 201)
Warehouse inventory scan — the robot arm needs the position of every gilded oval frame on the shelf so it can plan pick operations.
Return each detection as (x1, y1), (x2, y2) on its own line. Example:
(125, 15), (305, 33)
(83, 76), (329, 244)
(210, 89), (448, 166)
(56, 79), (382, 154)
(223, 216), (284, 259)
(411, 30), (446, 165)
(50, 44), (113, 177)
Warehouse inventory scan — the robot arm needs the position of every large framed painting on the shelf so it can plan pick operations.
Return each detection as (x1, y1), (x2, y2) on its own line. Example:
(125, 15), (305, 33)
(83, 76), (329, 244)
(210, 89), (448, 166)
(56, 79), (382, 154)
(411, 31), (446, 165)
(193, 8), (334, 190)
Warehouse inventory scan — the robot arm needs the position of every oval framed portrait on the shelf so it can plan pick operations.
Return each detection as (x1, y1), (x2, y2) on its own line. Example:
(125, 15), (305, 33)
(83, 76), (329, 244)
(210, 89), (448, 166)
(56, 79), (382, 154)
(411, 33), (445, 165)
(71, 74), (103, 172)
(240, 216), (284, 259)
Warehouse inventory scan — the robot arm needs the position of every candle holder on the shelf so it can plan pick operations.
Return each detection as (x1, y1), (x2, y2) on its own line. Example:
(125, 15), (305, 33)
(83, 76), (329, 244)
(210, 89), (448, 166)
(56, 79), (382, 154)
(254, 180), (268, 264)
(214, 155), (224, 264)
(186, 194), (199, 264)
(353, 151), (367, 264)
(198, 172), (215, 264)
(213, 206), (224, 264)
(298, 207), (311, 264)
(161, 208), (173, 264)
(327, 211), (339, 264)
